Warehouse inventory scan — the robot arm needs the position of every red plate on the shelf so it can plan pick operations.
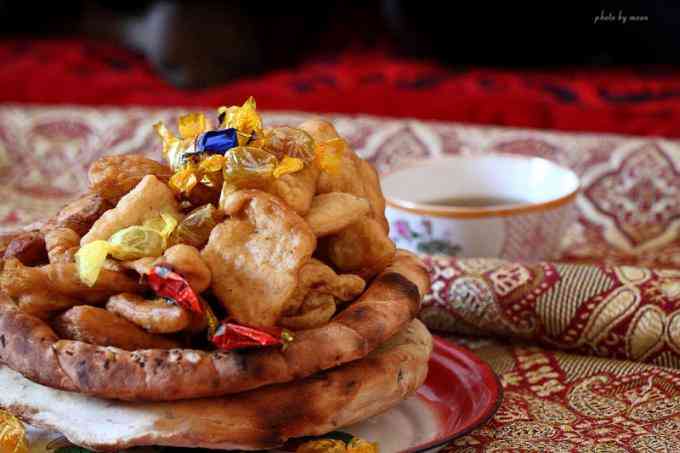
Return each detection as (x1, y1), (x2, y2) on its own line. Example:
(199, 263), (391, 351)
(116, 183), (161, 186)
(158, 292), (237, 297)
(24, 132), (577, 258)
(324, 335), (503, 453)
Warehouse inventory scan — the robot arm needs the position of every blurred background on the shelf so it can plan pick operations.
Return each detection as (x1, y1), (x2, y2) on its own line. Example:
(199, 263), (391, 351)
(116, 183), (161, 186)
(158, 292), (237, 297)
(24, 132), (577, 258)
(2, 0), (680, 136)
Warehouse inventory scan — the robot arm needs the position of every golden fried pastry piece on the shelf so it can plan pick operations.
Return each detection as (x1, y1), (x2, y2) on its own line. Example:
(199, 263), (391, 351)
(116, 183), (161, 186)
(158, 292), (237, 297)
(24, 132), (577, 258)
(0, 259), (79, 319)
(304, 192), (370, 237)
(88, 154), (173, 204)
(41, 262), (145, 304)
(279, 292), (336, 330)
(357, 159), (389, 233)
(2, 231), (47, 266)
(81, 175), (182, 245)
(283, 258), (365, 315)
(120, 245), (211, 293)
(43, 193), (113, 237)
(202, 190), (316, 327)
(298, 119), (394, 277)
(106, 293), (190, 334)
(321, 218), (396, 279)
(44, 227), (80, 263)
(53, 305), (179, 350)
(160, 244), (211, 293)
(266, 163), (320, 215)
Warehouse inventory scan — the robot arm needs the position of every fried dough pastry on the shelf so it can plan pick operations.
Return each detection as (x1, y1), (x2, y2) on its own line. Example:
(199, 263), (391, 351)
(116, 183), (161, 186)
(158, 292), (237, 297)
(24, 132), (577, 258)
(161, 244), (211, 293)
(279, 292), (336, 330)
(2, 231), (47, 265)
(106, 293), (190, 334)
(304, 192), (370, 237)
(43, 193), (113, 237)
(202, 190), (316, 327)
(44, 227), (80, 263)
(42, 262), (144, 304)
(81, 175), (182, 245)
(266, 163), (320, 215)
(320, 218), (396, 279)
(283, 258), (365, 316)
(0, 258), (143, 318)
(298, 119), (393, 277)
(88, 154), (173, 204)
(53, 306), (179, 350)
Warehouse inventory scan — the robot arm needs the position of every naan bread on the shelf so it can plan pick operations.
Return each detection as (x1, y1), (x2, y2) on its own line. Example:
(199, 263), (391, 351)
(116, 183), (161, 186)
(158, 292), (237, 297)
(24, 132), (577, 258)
(0, 320), (431, 451)
(202, 189), (316, 327)
(0, 251), (429, 401)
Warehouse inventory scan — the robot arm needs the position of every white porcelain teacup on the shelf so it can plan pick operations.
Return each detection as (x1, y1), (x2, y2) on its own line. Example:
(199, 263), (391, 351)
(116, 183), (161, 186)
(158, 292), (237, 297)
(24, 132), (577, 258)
(381, 154), (580, 261)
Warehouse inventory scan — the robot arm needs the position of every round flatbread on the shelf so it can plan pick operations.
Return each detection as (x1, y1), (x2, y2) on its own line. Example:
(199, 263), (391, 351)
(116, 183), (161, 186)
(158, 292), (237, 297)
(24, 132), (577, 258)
(0, 319), (432, 451)
(0, 251), (429, 401)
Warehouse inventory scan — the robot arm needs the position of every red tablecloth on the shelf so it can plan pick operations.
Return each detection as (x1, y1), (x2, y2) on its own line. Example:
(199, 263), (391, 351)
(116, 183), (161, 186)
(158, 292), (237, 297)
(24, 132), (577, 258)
(4, 39), (680, 137)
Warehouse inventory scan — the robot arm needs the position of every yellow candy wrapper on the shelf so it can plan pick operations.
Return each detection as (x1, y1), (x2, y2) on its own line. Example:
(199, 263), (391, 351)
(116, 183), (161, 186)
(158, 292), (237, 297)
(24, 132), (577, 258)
(316, 138), (345, 175)
(0, 410), (28, 453)
(217, 96), (263, 145)
(273, 156), (304, 178)
(178, 112), (208, 140)
(76, 213), (178, 286)
(75, 240), (110, 287)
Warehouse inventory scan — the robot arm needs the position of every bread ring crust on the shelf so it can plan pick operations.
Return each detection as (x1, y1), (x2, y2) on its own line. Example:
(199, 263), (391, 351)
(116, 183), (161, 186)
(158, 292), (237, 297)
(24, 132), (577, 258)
(0, 250), (429, 401)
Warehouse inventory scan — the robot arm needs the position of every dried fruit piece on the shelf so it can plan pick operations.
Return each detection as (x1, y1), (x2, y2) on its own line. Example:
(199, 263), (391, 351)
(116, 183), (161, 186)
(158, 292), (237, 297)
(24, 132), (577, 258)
(261, 126), (316, 162)
(170, 204), (222, 248)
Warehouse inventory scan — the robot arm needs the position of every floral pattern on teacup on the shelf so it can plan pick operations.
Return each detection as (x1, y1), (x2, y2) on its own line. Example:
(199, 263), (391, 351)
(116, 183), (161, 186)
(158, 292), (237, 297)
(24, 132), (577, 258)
(392, 219), (462, 257)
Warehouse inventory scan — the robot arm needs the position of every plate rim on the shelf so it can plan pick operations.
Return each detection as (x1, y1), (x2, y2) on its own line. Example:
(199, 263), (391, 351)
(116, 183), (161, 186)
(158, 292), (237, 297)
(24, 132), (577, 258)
(407, 335), (503, 453)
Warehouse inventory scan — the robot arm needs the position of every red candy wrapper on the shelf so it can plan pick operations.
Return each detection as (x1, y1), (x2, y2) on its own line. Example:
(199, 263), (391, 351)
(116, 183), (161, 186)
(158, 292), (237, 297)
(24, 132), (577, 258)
(212, 322), (294, 351)
(148, 265), (203, 313)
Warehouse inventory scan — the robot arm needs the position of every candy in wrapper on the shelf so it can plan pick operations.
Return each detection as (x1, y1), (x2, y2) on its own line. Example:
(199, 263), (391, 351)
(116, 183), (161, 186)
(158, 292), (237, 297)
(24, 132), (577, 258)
(222, 146), (278, 188)
(148, 265), (203, 313)
(212, 322), (294, 351)
(170, 203), (222, 248)
(201, 298), (219, 339)
(75, 240), (110, 287)
(273, 156), (304, 178)
(0, 410), (28, 453)
(217, 97), (263, 145)
(260, 126), (316, 162)
(76, 213), (178, 286)
(169, 164), (199, 194)
(178, 112), (208, 140)
(195, 129), (238, 154)
(297, 439), (347, 453)
(316, 138), (345, 175)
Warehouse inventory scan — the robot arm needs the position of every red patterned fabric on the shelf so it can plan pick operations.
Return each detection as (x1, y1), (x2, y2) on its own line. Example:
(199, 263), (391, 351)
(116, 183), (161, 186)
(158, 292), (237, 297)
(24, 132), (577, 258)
(4, 39), (680, 137)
